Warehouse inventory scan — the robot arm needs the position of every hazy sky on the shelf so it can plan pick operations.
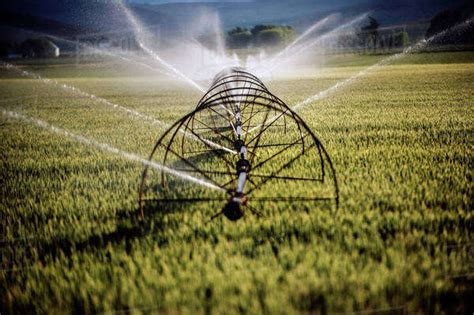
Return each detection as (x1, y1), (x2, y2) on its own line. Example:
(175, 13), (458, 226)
(128, 0), (254, 3)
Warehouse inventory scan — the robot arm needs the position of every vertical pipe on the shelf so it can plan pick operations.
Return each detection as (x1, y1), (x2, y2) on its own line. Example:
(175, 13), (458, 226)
(235, 101), (248, 194)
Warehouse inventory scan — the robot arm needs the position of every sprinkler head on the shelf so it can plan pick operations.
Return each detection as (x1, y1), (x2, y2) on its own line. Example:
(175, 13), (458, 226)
(223, 193), (248, 221)
(236, 159), (250, 174)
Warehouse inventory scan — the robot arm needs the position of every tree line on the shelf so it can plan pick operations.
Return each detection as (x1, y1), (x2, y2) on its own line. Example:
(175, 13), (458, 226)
(226, 6), (473, 52)
(226, 25), (296, 49)
(0, 37), (60, 58)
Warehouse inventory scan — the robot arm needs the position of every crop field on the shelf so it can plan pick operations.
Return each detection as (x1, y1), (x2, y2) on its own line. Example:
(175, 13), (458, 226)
(1, 51), (473, 314)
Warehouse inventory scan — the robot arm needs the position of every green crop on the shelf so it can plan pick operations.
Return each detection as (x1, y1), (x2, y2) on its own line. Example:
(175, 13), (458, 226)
(1, 51), (473, 314)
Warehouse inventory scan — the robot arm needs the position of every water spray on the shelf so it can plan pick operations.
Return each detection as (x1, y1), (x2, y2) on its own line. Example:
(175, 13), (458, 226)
(44, 32), (176, 78)
(245, 17), (474, 134)
(0, 62), (233, 152)
(0, 62), (170, 129)
(248, 15), (332, 74)
(251, 13), (369, 75)
(118, 1), (207, 92)
(1, 109), (224, 192)
(292, 17), (474, 111)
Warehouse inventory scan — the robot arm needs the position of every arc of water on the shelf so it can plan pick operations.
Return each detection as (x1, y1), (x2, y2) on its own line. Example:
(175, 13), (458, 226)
(292, 17), (474, 111)
(260, 13), (369, 74)
(255, 15), (333, 71)
(1, 62), (170, 129)
(13, 27), (197, 81)
(43, 33), (177, 78)
(118, 1), (206, 93)
(0, 62), (235, 154)
(210, 11), (226, 57)
(246, 17), (473, 134)
(279, 16), (332, 56)
(138, 43), (206, 93)
(97, 49), (177, 78)
(1, 109), (225, 192)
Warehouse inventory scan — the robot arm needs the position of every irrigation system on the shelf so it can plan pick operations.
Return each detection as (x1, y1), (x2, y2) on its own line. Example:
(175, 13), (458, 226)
(139, 67), (339, 220)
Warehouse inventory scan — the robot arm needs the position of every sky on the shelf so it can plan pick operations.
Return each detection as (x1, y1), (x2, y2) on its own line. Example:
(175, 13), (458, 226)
(128, 0), (254, 3)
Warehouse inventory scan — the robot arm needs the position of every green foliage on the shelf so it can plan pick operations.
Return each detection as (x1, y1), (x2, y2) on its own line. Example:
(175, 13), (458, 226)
(0, 40), (15, 57)
(393, 32), (410, 48)
(228, 26), (249, 35)
(0, 52), (473, 314)
(227, 24), (296, 48)
(255, 28), (295, 46)
(226, 30), (252, 49)
(250, 24), (277, 36)
(357, 16), (380, 51)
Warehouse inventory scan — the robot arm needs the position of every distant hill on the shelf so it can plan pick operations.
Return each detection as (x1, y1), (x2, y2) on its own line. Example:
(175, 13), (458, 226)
(0, 0), (467, 40)
(425, 1), (474, 45)
(0, 10), (86, 37)
(0, 0), (178, 37)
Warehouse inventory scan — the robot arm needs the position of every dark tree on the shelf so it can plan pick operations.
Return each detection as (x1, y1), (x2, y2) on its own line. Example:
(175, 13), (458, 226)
(227, 25), (295, 49)
(392, 31), (409, 48)
(228, 27), (248, 35)
(359, 16), (380, 52)
(255, 27), (295, 46)
(226, 30), (252, 49)
(426, 2), (474, 46)
(0, 40), (14, 57)
(250, 25), (276, 36)
(20, 38), (58, 58)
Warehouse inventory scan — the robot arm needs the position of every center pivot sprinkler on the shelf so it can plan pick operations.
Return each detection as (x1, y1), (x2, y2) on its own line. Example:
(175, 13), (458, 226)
(221, 96), (250, 220)
(139, 67), (339, 220)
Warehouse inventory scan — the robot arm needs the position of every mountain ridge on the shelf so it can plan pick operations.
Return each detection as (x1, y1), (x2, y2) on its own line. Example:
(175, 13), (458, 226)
(0, 0), (466, 39)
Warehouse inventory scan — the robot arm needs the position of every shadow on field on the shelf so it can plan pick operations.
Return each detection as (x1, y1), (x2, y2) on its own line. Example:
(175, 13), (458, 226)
(17, 207), (173, 263)
(8, 150), (230, 263)
(168, 149), (229, 169)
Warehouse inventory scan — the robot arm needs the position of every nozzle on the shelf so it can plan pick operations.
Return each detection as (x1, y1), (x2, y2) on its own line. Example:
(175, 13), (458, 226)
(222, 193), (247, 221)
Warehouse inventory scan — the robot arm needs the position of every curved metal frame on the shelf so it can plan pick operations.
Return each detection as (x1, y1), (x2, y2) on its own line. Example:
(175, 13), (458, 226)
(139, 67), (339, 220)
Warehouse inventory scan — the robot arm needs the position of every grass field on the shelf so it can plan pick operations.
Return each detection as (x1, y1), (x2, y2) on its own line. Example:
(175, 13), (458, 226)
(1, 51), (473, 314)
